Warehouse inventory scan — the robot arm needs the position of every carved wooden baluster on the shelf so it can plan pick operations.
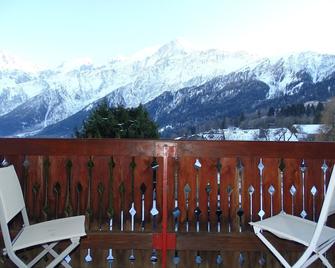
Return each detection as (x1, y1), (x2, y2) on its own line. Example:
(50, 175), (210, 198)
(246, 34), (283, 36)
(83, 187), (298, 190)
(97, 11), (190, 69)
(32, 183), (40, 222)
(300, 160), (307, 219)
(64, 160), (73, 217)
(76, 182), (82, 215)
(279, 159), (285, 212)
(236, 159), (244, 232)
(86, 157), (94, 230)
(42, 157), (50, 221)
(53, 182), (61, 219)
(98, 182), (104, 231)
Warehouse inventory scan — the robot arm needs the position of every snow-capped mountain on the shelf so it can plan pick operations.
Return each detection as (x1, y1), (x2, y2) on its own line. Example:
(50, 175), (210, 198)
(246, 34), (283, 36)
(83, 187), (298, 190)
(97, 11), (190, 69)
(0, 40), (335, 137)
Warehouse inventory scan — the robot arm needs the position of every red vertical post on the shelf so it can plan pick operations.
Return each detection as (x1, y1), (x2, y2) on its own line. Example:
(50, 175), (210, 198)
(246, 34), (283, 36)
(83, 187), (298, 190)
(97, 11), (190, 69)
(162, 144), (169, 268)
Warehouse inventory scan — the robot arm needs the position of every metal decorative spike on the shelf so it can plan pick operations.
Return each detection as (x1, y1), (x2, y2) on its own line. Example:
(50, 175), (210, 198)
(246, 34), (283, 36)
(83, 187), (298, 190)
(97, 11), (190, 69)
(322, 161), (328, 199)
(173, 158), (181, 232)
(195, 251), (202, 265)
(227, 185), (233, 232)
(237, 159), (244, 232)
(194, 158), (202, 169)
(106, 249), (115, 262)
(173, 250), (180, 265)
(239, 252), (245, 266)
(258, 158), (265, 220)
(248, 185), (255, 221)
(216, 159), (222, 232)
(85, 248), (93, 262)
(279, 159), (285, 212)
(184, 183), (191, 232)
(1, 157), (9, 167)
(290, 185), (297, 215)
(268, 185), (275, 217)
(300, 160), (307, 219)
(205, 182), (211, 232)
(216, 252), (223, 265)
(311, 186), (318, 221)
(140, 183), (146, 231)
(259, 253), (266, 266)
(64, 254), (71, 263)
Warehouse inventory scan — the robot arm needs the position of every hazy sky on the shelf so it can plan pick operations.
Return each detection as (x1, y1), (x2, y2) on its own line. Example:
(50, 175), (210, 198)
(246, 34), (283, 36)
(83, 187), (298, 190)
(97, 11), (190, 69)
(1, 0), (334, 67)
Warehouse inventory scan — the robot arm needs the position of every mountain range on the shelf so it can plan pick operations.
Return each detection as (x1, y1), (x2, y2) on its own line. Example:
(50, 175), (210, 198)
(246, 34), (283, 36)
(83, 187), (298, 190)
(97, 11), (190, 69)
(0, 40), (335, 138)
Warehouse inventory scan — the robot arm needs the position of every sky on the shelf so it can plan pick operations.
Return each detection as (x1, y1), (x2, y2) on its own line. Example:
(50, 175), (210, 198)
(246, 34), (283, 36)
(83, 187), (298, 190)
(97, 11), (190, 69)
(0, 0), (334, 68)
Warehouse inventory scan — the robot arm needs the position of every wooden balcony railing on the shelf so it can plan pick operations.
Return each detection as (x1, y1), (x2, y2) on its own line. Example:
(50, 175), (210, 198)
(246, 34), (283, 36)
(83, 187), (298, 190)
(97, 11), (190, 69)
(1, 138), (335, 267)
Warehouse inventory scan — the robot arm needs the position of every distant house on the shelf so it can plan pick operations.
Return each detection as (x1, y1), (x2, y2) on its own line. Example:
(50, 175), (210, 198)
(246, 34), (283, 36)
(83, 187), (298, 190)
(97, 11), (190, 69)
(292, 124), (330, 141)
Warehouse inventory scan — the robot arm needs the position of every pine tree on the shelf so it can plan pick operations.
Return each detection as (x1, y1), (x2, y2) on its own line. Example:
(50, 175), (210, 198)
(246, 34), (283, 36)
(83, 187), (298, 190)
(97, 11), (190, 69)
(75, 99), (159, 138)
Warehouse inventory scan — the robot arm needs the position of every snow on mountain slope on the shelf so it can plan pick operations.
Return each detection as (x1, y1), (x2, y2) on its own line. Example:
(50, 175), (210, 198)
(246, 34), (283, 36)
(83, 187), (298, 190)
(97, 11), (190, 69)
(0, 40), (258, 134)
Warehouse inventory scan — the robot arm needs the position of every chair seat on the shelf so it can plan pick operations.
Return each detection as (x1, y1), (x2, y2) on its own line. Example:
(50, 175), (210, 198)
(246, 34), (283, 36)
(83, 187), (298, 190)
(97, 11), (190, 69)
(250, 212), (335, 248)
(13, 216), (86, 251)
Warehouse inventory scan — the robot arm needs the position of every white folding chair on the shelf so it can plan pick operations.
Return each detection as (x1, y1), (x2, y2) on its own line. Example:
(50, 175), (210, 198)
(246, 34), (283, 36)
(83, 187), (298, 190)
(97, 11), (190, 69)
(250, 164), (335, 268)
(0, 165), (86, 268)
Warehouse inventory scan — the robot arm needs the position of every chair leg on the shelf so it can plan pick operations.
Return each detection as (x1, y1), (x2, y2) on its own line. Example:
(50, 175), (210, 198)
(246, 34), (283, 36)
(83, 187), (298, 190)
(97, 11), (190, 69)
(46, 239), (80, 268)
(254, 227), (291, 268)
(28, 242), (58, 267)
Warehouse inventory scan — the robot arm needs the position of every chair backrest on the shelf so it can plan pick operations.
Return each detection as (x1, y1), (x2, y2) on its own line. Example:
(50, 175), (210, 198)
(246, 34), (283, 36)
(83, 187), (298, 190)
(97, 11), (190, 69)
(311, 164), (335, 247)
(0, 165), (26, 224)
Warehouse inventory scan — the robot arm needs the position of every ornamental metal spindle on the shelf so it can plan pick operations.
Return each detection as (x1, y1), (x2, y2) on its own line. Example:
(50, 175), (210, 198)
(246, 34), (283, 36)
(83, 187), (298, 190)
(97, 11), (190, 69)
(64, 160), (73, 217)
(279, 159), (285, 212)
(311, 186), (318, 221)
(119, 182), (125, 231)
(129, 157), (136, 262)
(258, 158), (265, 220)
(300, 160), (307, 219)
(107, 157), (115, 262)
(227, 185), (233, 232)
(140, 183), (147, 231)
(322, 161), (328, 200)
(290, 185), (297, 215)
(236, 159), (244, 232)
(216, 159), (222, 232)
(184, 184), (191, 232)
(172, 158), (181, 232)
(206, 182), (211, 232)
(268, 185), (275, 217)
(248, 185), (255, 221)
(150, 158), (159, 263)
(194, 159), (202, 232)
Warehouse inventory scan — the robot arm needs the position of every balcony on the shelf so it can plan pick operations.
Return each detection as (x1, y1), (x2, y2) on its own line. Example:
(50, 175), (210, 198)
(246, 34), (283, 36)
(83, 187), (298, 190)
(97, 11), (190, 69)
(0, 138), (335, 267)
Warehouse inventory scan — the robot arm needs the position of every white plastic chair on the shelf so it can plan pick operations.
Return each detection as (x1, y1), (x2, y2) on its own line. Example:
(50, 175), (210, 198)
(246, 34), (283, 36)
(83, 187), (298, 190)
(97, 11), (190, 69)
(0, 165), (86, 268)
(250, 164), (335, 268)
